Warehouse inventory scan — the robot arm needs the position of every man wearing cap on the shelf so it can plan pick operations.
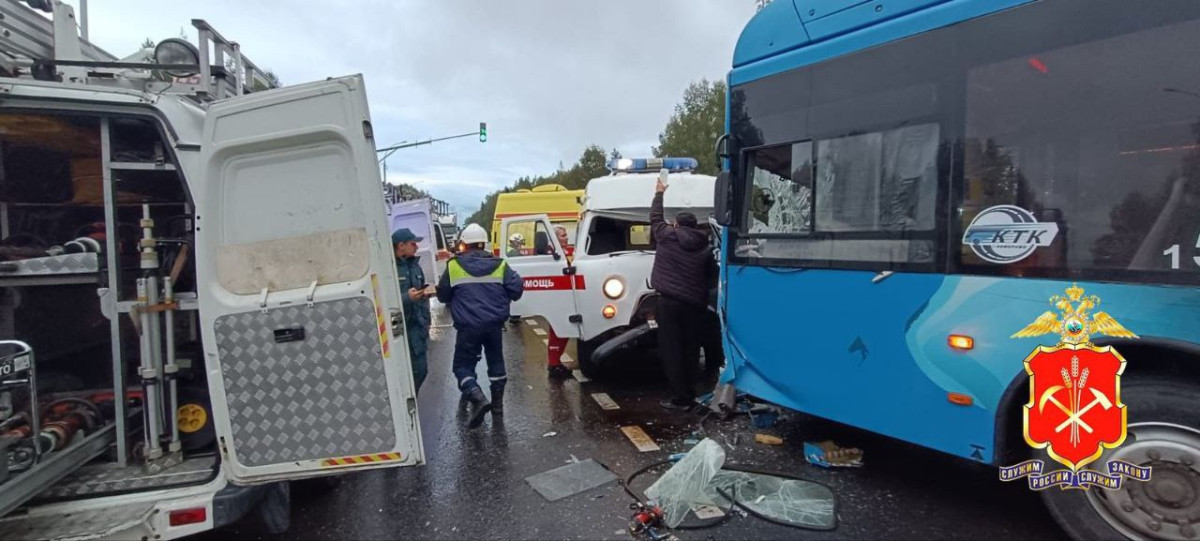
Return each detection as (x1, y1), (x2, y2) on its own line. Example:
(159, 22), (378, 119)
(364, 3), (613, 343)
(650, 175), (717, 412)
(394, 228), (433, 395)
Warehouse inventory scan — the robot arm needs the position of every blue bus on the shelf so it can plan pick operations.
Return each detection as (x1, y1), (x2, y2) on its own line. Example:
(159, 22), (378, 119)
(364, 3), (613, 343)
(713, 1), (1200, 538)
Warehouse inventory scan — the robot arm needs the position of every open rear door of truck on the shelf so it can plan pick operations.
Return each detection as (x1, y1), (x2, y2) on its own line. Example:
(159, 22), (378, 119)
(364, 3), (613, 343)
(196, 75), (423, 484)
(389, 199), (441, 284)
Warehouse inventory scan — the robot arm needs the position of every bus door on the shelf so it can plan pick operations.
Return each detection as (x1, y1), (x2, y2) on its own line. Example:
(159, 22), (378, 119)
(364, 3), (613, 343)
(499, 215), (582, 339)
(197, 75), (424, 483)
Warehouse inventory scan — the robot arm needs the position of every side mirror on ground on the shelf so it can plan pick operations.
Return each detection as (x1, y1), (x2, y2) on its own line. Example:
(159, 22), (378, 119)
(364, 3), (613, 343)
(713, 171), (732, 226)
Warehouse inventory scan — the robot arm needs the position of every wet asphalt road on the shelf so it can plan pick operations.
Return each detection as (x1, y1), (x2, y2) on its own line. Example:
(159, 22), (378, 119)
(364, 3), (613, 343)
(202, 305), (1066, 540)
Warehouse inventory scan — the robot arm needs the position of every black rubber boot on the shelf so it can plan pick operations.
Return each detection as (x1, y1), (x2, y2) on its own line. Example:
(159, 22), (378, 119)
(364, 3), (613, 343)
(466, 387), (493, 429)
(490, 384), (505, 416)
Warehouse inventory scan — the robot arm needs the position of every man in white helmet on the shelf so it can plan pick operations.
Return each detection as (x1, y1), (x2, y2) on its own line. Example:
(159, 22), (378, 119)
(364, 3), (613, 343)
(437, 223), (524, 428)
(506, 232), (525, 258)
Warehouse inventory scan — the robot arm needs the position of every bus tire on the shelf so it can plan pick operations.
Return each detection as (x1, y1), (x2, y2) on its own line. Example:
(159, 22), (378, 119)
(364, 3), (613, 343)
(1038, 376), (1200, 540)
(578, 338), (604, 379)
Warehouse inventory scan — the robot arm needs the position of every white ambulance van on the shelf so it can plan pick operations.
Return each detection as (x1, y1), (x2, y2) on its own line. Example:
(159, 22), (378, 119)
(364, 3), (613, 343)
(498, 158), (716, 377)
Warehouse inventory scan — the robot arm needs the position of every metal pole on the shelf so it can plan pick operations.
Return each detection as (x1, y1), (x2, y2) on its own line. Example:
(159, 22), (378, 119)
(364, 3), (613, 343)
(79, 0), (88, 41)
(231, 43), (243, 96)
(375, 132), (477, 154)
(139, 204), (163, 460)
(164, 277), (180, 452)
(136, 278), (161, 460)
(196, 28), (211, 98)
(100, 118), (127, 466)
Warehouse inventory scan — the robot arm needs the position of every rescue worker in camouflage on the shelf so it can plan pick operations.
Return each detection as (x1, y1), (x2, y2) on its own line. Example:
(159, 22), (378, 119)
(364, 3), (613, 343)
(393, 228), (432, 395)
(436, 223), (524, 428)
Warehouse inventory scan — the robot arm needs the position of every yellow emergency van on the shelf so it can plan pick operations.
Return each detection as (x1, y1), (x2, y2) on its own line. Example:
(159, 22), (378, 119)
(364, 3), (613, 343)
(491, 184), (583, 257)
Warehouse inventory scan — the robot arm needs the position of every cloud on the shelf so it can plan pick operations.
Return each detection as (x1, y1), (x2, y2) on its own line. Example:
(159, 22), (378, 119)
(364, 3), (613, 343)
(72, 0), (754, 215)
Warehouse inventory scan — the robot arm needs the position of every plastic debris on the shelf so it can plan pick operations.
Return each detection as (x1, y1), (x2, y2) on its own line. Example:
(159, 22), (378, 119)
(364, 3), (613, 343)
(683, 438), (700, 445)
(754, 434), (783, 446)
(621, 425), (660, 452)
(591, 392), (620, 410)
(750, 406), (780, 428)
(524, 458), (618, 502)
(692, 504), (725, 520)
(645, 439), (726, 528)
(804, 440), (864, 468)
(542, 431), (558, 437)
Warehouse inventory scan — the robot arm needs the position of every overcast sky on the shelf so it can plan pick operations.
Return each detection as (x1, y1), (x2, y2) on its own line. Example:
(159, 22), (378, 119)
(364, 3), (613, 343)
(76, 1), (756, 219)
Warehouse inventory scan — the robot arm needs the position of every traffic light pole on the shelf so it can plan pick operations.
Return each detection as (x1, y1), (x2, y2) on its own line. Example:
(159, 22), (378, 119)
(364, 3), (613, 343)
(376, 131), (478, 157)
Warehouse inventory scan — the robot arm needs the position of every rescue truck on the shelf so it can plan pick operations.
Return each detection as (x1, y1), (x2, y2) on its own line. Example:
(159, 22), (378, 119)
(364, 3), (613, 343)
(0, 1), (424, 538)
(491, 183), (583, 258)
(498, 158), (716, 377)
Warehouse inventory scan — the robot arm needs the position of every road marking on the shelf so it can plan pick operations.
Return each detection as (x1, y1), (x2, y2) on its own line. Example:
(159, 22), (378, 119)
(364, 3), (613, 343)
(532, 327), (547, 336)
(572, 370), (590, 383)
(620, 425), (660, 452)
(524, 319), (538, 326)
(542, 339), (548, 346)
(561, 353), (575, 365)
(591, 392), (620, 410)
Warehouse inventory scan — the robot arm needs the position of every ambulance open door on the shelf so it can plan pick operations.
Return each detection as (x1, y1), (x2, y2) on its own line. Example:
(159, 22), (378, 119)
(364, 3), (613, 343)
(499, 215), (582, 339)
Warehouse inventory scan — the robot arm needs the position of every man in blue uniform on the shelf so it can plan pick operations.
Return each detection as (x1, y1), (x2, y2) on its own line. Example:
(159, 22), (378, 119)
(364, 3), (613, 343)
(394, 228), (432, 395)
(436, 224), (524, 428)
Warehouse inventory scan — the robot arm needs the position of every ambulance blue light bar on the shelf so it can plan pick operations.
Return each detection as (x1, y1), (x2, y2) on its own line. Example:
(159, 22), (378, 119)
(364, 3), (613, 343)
(606, 157), (698, 173)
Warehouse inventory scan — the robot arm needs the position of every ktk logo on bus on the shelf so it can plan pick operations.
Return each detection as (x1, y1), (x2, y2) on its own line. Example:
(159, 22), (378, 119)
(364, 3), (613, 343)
(963, 205), (1059, 264)
(999, 284), (1153, 490)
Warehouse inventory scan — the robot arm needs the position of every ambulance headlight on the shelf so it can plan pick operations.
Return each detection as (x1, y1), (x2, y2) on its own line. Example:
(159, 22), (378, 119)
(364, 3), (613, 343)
(603, 277), (625, 299)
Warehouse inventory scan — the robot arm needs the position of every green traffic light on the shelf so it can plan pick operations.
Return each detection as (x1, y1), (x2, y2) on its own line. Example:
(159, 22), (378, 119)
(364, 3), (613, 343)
(479, 122), (487, 143)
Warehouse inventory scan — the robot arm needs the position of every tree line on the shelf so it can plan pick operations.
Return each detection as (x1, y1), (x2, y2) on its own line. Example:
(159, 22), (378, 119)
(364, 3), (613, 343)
(461, 78), (726, 234)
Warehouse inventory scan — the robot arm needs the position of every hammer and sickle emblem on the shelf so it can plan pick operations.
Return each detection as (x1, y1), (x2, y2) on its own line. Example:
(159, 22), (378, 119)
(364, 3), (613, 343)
(1038, 385), (1115, 442)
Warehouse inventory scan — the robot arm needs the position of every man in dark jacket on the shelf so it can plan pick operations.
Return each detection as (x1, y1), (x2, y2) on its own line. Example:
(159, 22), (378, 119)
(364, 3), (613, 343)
(394, 228), (432, 395)
(436, 223), (524, 428)
(650, 175), (717, 411)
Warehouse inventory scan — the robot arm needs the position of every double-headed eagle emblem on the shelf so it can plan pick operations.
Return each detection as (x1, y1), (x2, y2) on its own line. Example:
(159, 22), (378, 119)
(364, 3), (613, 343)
(1011, 283), (1138, 345)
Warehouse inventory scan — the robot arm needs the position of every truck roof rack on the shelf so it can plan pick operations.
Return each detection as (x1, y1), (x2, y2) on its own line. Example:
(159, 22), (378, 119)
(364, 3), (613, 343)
(0, 0), (279, 101)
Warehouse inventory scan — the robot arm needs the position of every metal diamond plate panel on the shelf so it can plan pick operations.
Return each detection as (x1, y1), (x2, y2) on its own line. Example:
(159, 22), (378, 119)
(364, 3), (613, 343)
(215, 297), (396, 467)
(0, 502), (154, 541)
(37, 456), (217, 499)
(1, 253), (99, 275)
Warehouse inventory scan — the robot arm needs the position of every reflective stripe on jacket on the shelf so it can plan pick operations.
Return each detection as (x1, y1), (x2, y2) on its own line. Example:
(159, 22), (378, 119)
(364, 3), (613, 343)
(436, 249), (524, 329)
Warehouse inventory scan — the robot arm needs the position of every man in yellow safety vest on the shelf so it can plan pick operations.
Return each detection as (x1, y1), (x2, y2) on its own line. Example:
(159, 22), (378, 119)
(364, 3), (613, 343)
(435, 223), (524, 428)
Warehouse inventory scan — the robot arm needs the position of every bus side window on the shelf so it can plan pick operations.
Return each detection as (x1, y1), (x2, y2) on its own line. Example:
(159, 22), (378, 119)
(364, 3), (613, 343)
(746, 142), (813, 235)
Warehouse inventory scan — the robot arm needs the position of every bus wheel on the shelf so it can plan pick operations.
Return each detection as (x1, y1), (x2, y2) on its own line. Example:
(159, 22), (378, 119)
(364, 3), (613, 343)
(578, 338), (603, 379)
(1040, 376), (1200, 540)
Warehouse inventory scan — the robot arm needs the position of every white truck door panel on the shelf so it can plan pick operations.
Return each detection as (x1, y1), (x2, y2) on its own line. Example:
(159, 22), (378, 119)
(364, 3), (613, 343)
(499, 215), (581, 338)
(197, 75), (423, 484)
